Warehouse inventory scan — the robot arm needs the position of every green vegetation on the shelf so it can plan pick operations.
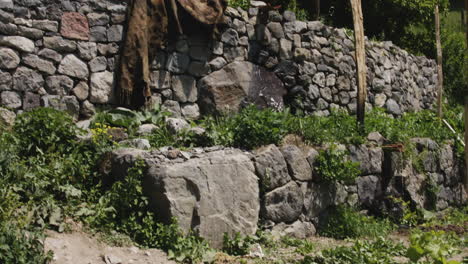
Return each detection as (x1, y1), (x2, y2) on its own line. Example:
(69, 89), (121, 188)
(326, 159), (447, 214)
(223, 232), (257, 256)
(314, 145), (360, 184)
(407, 230), (461, 264)
(302, 237), (406, 264)
(318, 206), (395, 239)
(0, 108), (213, 263)
(1, 106), (466, 263)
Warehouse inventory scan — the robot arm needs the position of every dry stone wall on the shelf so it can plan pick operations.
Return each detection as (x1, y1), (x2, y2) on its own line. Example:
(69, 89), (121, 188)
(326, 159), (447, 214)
(106, 137), (467, 247)
(0, 0), (437, 119)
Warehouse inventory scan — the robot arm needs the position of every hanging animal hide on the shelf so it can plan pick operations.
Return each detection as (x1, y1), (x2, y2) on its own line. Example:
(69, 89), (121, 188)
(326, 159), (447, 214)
(117, 0), (227, 108)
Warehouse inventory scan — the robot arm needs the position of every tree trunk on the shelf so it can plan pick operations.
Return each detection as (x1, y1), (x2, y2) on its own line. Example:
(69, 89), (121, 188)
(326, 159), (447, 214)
(435, 5), (444, 118)
(350, 0), (367, 132)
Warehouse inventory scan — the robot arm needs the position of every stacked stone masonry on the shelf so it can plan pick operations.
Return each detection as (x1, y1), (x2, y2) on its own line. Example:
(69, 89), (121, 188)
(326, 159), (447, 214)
(107, 136), (467, 247)
(0, 0), (437, 118)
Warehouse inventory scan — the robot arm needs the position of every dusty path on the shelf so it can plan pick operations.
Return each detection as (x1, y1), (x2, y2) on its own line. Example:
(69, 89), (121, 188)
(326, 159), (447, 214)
(44, 230), (176, 264)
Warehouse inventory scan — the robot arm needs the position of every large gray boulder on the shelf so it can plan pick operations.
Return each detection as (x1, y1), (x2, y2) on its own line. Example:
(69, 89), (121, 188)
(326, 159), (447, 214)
(198, 61), (286, 115)
(144, 149), (260, 248)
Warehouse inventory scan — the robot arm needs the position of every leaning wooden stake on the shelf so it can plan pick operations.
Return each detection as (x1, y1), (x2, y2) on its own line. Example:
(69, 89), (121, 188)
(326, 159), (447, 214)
(435, 4), (444, 118)
(350, 0), (367, 132)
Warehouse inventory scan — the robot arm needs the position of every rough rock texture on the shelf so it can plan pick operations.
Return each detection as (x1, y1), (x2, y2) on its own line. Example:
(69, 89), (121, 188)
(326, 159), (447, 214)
(254, 144), (291, 191)
(0, 2), (437, 119)
(144, 149), (259, 248)
(106, 134), (466, 245)
(199, 61), (286, 114)
(60, 12), (90, 40)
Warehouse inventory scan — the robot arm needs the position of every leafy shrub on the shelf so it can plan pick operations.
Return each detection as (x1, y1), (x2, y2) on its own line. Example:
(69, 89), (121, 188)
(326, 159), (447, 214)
(13, 107), (79, 156)
(314, 145), (360, 184)
(0, 222), (53, 264)
(280, 236), (315, 256)
(228, 0), (249, 9)
(442, 30), (468, 105)
(203, 106), (293, 149)
(407, 230), (461, 264)
(302, 237), (406, 264)
(223, 232), (257, 256)
(318, 206), (394, 239)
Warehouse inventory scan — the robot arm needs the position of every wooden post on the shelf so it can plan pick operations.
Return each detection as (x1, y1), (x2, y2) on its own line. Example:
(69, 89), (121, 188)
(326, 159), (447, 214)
(350, 0), (367, 133)
(464, 0), (468, 189)
(315, 0), (320, 20)
(435, 5), (444, 118)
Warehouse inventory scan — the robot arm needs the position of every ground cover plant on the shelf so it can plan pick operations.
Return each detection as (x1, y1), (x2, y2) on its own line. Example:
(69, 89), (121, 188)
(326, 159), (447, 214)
(0, 106), (466, 263)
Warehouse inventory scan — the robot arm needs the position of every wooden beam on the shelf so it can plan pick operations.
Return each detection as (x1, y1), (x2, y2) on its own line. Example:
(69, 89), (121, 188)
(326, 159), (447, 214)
(435, 4), (444, 118)
(350, 0), (367, 132)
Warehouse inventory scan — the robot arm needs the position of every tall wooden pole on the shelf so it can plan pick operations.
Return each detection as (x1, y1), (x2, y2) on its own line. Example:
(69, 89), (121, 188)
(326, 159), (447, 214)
(315, 0), (320, 20)
(435, 4), (444, 118)
(464, 0), (468, 189)
(350, 0), (367, 132)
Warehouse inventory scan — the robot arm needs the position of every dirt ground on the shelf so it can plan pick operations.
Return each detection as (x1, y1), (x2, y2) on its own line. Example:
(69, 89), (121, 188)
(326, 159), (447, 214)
(44, 230), (176, 264)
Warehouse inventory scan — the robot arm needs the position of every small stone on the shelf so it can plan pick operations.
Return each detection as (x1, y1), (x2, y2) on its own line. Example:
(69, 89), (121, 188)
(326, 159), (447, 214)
(280, 145), (312, 181)
(17, 26), (43, 39)
(150, 70), (171, 90)
(87, 13), (109, 26)
(90, 71), (114, 104)
(43, 36), (76, 52)
(89, 56), (107, 72)
(312, 72), (326, 87)
(0, 47), (20, 69)
(22, 92), (40, 111)
(367, 132), (385, 145)
(181, 103), (200, 119)
(137, 124), (158, 136)
(77, 42), (97, 61)
(0, 71), (11, 91)
(107, 25), (123, 42)
(46, 75), (74, 96)
(166, 117), (190, 134)
(209, 57), (227, 71)
(60, 12), (89, 40)
(97, 43), (119, 56)
(0, 36), (35, 52)
(72, 81), (89, 101)
(267, 22), (284, 38)
(162, 100), (182, 117)
(58, 55), (89, 80)
(23, 54), (56, 74)
(32, 20), (58, 32)
(121, 139), (151, 150)
(166, 52), (190, 74)
(89, 26), (107, 42)
(13, 67), (44, 92)
(80, 100), (95, 118)
(385, 99), (401, 115)
(38, 48), (62, 62)
(1, 91), (21, 109)
(279, 38), (292, 60)
(283, 11), (296, 22)
(0, 107), (15, 127)
(172, 75), (197, 103)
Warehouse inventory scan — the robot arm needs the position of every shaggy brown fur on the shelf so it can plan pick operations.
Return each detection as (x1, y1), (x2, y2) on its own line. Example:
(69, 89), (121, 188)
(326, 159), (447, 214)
(117, 0), (227, 108)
